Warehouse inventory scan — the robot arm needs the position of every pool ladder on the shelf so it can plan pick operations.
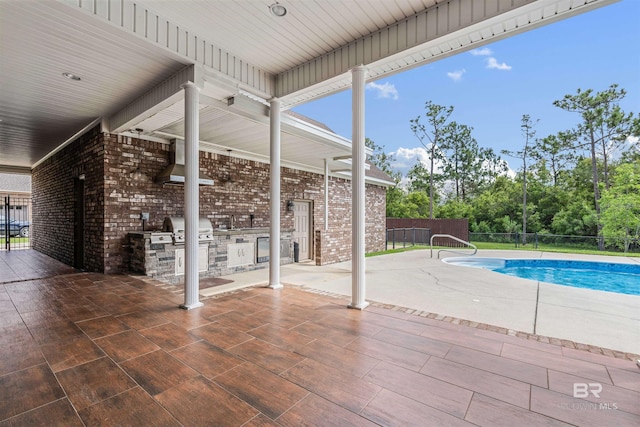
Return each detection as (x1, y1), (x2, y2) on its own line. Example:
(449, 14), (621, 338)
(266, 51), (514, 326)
(430, 234), (477, 258)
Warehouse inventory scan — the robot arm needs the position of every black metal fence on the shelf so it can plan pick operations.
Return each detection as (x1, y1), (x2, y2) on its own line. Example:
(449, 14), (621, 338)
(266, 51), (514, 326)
(470, 232), (640, 254)
(386, 228), (431, 249)
(2, 195), (32, 251)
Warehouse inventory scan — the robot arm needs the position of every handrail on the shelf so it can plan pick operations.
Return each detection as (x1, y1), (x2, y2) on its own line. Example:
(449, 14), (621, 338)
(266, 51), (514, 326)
(430, 234), (477, 258)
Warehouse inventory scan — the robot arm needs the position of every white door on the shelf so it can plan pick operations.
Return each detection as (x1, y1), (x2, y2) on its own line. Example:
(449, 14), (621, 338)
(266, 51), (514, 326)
(293, 201), (312, 261)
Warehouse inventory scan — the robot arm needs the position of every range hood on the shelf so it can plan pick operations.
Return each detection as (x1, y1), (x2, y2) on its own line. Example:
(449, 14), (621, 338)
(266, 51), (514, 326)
(156, 140), (214, 186)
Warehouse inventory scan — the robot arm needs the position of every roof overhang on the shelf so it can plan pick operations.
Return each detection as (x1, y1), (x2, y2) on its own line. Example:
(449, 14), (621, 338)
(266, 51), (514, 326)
(0, 0), (618, 173)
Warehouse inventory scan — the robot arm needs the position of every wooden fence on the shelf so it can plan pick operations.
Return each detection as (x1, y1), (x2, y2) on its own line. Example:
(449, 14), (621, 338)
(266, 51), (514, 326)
(386, 218), (469, 247)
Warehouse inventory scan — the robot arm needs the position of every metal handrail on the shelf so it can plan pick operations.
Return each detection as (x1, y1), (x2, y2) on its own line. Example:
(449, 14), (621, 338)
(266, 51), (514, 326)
(430, 234), (477, 258)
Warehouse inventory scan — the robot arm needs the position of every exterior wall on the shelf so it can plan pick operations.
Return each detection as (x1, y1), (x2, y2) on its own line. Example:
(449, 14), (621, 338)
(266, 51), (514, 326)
(32, 130), (388, 273)
(32, 125), (105, 270)
(315, 184), (387, 265)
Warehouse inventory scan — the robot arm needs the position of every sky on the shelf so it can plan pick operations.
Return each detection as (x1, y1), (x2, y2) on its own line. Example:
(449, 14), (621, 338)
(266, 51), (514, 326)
(292, 0), (640, 176)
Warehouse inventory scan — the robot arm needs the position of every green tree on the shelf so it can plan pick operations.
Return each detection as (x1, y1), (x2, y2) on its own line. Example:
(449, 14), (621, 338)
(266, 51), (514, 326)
(410, 101), (453, 219)
(600, 163), (640, 251)
(551, 201), (598, 236)
(553, 84), (640, 249)
(502, 114), (538, 244)
(406, 191), (431, 218)
(407, 162), (441, 205)
(365, 137), (406, 218)
(437, 199), (474, 220)
(365, 137), (401, 183)
(534, 131), (577, 187)
(385, 185), (408, 217)
(471, 176), (521, 233)
(439, 122), (506, 201)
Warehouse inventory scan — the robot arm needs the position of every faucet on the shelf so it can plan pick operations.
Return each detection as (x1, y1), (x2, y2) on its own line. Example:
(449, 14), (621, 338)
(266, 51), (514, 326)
(230, 215), (235, 230)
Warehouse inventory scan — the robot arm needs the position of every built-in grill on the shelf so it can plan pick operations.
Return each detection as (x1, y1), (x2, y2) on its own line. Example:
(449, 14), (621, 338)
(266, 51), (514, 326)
(162, 216), (214, 245)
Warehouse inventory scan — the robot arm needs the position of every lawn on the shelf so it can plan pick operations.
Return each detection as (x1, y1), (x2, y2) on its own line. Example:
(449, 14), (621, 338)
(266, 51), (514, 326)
(371, 241), (640, 258)
(0, 237), (30, 246)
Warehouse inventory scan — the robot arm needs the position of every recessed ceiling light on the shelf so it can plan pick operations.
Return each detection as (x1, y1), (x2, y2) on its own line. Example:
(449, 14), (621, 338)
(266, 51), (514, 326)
(62, 72), (81, 81)
(269, 2), (287, 17)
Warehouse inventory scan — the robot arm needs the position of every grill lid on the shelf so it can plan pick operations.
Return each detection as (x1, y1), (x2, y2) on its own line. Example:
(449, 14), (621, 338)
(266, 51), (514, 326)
(163, 217), (213, 235)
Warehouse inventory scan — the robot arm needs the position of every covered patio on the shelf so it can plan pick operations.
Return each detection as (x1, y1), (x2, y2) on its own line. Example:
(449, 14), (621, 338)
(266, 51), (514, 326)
(0, 0), (621, 308)
(1, 250), (639, 425)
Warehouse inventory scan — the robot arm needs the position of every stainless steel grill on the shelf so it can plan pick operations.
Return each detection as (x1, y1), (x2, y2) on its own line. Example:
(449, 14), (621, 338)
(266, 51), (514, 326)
(163, 216), (214, 244)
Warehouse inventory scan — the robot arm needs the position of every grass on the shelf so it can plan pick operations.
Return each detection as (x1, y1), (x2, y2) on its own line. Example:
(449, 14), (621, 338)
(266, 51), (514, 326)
(366, 245), (431, 257)
(0, 237), (30, 245)
(369, 241), (640, 258)
(471, 241), (640, 257)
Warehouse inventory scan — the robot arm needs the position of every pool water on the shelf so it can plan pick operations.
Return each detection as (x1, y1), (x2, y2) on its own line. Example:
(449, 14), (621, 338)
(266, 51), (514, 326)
(443, 258), (640, 295)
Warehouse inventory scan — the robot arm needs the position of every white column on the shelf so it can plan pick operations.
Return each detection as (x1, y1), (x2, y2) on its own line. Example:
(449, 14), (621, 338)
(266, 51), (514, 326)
(268, 97), (283, 289)
(349, 66), (369, 310)
(180, 82), (204, 310)
(324, 159), (329, 231)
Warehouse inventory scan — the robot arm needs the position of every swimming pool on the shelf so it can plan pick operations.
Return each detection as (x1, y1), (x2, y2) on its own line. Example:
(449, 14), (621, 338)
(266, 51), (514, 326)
(442, 257), (640, 295)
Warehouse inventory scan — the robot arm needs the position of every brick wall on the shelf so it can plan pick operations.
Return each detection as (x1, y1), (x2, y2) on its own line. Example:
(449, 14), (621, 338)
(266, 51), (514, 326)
(314, 184), (387, 265)
(33, 130), (388, 273)
(32, 125), (105, 270)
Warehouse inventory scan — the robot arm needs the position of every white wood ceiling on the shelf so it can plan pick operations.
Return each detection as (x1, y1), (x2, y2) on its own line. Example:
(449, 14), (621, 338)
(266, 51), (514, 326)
(0, 0), (617, 173)
(140, 0), (439, 74)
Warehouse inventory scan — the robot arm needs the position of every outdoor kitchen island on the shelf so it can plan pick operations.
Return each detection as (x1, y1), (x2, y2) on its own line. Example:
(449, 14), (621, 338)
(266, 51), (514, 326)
(129, 226), (294, 285)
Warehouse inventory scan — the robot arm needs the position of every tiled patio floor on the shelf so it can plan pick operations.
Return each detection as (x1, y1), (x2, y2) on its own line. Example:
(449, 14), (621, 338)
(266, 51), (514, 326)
(1, 251), (639, 426)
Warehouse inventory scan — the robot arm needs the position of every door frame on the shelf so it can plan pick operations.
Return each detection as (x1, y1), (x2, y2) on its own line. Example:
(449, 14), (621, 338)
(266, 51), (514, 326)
(293, 200), (313, 261)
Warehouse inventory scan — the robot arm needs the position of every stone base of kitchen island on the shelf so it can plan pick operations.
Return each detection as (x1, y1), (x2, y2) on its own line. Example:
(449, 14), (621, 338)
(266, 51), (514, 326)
(129, 229), (294, 285)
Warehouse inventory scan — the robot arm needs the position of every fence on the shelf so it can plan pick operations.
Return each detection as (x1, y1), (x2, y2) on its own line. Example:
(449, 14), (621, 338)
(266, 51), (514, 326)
(2, 195), (32, 251)
(469, 232), (640, 254)
(386, 228), (431, 249)
(387, 218), (469, 247)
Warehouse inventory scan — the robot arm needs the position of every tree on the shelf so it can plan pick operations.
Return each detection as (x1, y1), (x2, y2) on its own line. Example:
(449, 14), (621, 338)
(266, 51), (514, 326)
(439, 122), (507, 201)
(551, 201), (598, 236)
(365, 137), (401, 183)
(553, 84), (640, 249)
(439, 121), (472, 200)
(502, 114), (538, 244)
(437, 199), (474, 220)
(534, 131), (577, 187)
(385, 185), (407, 218)
(365, 137), (405, 218)
(600, 163), (640, 251)
(410, 101), (454, 219)
(407, 163), (441, 206)
(471, 176), (521, 233)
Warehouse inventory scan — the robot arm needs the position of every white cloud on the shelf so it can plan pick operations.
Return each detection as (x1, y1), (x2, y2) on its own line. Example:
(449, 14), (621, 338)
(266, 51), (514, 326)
(470, 48), (493, 56)
(366, 81), (399, 100)
(627, 135), (639, 144)
(500, 160), (518, 179)
(486, 57), (512, 70)
(447, 69), (466, 82)
(392, 147), (430, 164)
(390, 147), (445, 175)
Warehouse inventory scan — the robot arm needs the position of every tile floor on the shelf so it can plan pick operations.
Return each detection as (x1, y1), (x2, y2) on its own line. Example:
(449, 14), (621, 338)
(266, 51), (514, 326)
(1, 250), (639, 426)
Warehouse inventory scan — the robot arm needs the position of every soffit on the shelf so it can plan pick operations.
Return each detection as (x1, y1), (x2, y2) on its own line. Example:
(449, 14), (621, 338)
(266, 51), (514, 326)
(137, 0), (438, 75)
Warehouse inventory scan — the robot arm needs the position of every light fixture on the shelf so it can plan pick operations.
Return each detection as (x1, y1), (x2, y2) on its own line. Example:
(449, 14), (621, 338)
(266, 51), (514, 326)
(130, 166), (147, 181)
(287, 200), (294, 211)
(62, 72), (81, 81)
(269, 2), (287, 17)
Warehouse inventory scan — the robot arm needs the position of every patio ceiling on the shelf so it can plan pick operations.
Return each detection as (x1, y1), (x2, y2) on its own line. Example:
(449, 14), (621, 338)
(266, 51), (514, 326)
(0, 0), (616, 174)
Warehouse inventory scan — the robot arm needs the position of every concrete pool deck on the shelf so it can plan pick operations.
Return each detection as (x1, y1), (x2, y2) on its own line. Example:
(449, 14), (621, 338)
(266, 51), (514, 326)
(203, 250), (640, 356)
